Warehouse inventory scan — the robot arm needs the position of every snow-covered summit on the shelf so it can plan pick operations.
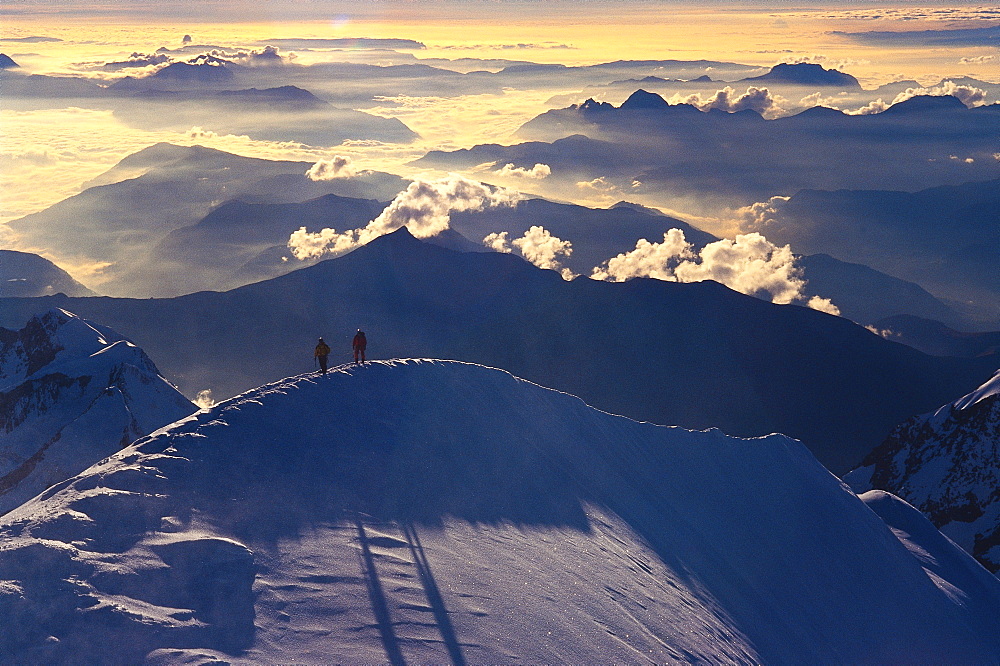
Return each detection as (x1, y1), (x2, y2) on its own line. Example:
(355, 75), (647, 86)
(846, 367), (1000, 573)
(2, 359), (998, 663)
(0, 309), (195, 515)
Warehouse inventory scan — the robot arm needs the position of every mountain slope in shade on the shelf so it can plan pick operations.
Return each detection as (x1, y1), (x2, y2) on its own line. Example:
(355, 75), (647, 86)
(871, 314), (1000, 358)
(0, 228), (993, 475)
(0, 250), (96, 297)
(846, 369), (1000, 572)
(1, 360), (998, 663)
(6, 143), (408, 297)
(0, 310), (195, 515)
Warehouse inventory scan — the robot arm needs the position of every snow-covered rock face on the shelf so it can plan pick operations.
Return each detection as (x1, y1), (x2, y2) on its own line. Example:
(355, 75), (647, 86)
(0, 309), (195, 515)
(846, 368), (1000, 573)
(1, 359), (998, 664)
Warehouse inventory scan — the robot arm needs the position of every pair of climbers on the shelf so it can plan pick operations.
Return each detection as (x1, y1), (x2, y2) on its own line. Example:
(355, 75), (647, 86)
(313, 329), (367, 374)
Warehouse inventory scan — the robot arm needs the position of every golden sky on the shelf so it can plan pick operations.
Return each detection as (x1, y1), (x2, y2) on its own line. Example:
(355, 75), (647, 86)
(2, 3), (998, 251)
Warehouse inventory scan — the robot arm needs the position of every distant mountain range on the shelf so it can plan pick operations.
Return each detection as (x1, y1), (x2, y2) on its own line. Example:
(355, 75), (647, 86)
(415, 91), (1000, 206)
(0, 250), (95, 297)
(0, 310), (194, 515)
(1, 228), (993, 474)
(846, 370), (1000, 572)
(6, 143), (408, 297)
(1, 359), (997, 662)
(870, 315), (1000, 358)
(742, 178), (1000, 327)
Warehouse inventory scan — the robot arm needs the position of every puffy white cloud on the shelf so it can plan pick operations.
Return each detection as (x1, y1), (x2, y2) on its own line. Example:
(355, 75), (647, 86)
(493, 162), (551, 179)
(892, 80), (989, 107)
(482, 231), (512, 253)
(807, 296), (841, 316)
(288, 174), (520, 260)
(591, 229), (692, 282)
(306, 155), (357, 180)
(592, 228), (839, 310)
(735, 195), (791, 232)
(483, 226), (575, 279)
(668, 86), (786, 117)
(673, 233), (805, 304)
(845, 98), (890, 115)
(959, 55), (996, 64)
(512, 226), (573, 272)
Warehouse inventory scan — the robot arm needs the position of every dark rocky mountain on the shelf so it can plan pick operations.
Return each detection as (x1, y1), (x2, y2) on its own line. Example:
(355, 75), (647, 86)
(0, 250), (96, 298)
(0, 53), (18, 69)
(846, 370), (1000, 572)
(0, 228), (993, 475)
(741, 62), (862, 88)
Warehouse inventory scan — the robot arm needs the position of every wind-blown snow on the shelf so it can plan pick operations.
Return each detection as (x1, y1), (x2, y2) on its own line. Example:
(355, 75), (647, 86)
(1, 359), (997, 663)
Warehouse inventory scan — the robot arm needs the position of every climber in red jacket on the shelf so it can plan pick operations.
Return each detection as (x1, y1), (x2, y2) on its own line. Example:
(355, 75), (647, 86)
(352, 329), (367, 364)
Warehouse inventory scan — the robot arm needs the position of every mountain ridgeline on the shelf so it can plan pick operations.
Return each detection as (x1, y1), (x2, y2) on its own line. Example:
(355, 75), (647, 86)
(1, 229), (993, 474)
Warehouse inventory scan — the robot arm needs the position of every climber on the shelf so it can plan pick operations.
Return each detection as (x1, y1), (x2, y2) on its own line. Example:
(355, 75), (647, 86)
(314, 337), (331, 374)
(352, 329), (367, 365)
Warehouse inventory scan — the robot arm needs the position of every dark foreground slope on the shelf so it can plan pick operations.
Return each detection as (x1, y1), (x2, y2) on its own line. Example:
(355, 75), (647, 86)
(1, 361), (998, 663)
(0, 229), (992, 474)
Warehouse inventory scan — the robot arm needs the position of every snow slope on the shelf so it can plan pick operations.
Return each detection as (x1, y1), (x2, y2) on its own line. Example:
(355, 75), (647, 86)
(1, 359), (998, 663)
(846, 368), (1000, 572)
(0, 309), (195, 515)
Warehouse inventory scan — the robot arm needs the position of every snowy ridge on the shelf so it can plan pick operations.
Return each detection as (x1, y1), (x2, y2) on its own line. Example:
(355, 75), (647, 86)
(953, 367), (1000, 411)
(0, 309), (195, 515)
(846, 368), (1000, 573)
(1, 359), (998, 663)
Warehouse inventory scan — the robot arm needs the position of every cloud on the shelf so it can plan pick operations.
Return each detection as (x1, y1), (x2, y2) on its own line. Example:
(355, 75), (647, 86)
(493, 163), (551, 179)
(735, 195), (791, 232)
(667, 86), (785, 118)
(187, 126), (221, 139)
(482, 231), (511, 253)
(960, 55), (996, 64)
(482, 226), (575, 279)
(194, 389), (216, 409)
(591, 229), (692, 282)
(306, 155), (357, 180)
(783, 54), (870, 70)
(576, 177), (615, 193)
(891, 80), (989, 107)
(807, 296), (841, 316)
(845, 98), (890, 115)
(592, 228), (837, 310)
(100, 51), (173, 71)
(288, 174), (520, 260)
